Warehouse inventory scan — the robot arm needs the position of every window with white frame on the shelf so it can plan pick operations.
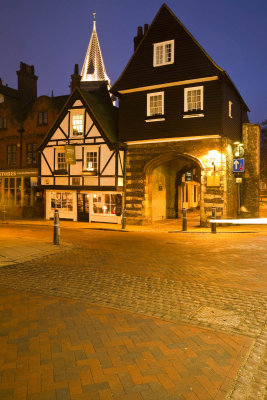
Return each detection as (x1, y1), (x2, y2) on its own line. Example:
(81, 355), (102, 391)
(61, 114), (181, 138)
(153, 40), (174, 67)
(147, 92), (164, 117)
(184, 86), (203, 112)
(229, 101), (233, 118)
(57, 152), (66, 170)
(72, 114), (83, 135)
(92, 193), (116, 215)
(84, 149), (98, 173)
(51, 192), (73, 211)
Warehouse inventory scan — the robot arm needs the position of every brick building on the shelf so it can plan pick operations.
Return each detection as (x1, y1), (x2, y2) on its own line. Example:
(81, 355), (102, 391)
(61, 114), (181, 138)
(0, 62), (67, 218)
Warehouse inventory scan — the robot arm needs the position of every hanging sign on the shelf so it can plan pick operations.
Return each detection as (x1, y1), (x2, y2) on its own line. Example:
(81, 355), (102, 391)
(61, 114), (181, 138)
(65, 145), (76, 164)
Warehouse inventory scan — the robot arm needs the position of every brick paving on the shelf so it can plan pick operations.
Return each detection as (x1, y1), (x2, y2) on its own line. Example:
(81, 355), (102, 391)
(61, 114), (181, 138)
(0, 224), (267, 399)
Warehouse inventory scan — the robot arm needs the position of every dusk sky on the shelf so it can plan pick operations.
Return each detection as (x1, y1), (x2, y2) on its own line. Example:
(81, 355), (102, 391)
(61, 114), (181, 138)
(1, 0), (266, 124)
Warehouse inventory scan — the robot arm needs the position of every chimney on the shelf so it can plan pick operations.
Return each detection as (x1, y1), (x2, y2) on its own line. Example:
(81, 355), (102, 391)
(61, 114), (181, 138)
(16, 62), (38, 104)
(134, 26), (143, 51)
(70, 64), (81, 93)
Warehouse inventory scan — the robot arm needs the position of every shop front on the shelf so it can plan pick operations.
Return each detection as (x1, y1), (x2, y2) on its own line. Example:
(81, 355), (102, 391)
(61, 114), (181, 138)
(45, 189), (122, 223)
(0, 169), (44, 218)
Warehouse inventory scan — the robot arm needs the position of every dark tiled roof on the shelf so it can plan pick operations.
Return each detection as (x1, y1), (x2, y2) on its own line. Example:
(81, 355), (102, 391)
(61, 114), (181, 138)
(52, 95), (69, 110)
(0, 84), (19, 99)
(80, 86), (118, 143)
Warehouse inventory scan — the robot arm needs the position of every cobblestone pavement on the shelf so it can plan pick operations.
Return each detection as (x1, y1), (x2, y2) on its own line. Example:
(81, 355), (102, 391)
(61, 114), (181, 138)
(0, 224), (267, 399)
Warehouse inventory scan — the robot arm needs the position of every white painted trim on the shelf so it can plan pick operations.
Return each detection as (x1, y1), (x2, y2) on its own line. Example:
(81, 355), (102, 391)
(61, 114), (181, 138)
(145, 118), (165, 122)
(153, 40), (174, 67)
(183, 114), (204, 118)
(184, 86), (203, 112)
(118, 76), (218, 94)
(126, 135), (221, 145)
(147, 91), (164, 117)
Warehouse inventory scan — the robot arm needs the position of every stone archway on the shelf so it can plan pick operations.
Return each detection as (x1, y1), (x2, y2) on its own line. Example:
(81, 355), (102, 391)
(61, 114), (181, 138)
(144, 152), (203, 222)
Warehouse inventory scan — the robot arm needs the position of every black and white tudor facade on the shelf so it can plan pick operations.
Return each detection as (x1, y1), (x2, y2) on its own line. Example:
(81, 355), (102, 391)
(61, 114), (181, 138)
(39, 85), (124, 223)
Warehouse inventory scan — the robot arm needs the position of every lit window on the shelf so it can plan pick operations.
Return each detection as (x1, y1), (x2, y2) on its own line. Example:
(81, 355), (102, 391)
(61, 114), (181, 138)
(229, 101), (233, 118)
(85, 151), (98, 172)
(37, 111), (48, 125)
(57, 152), (66, 170)
(0, 116), (7, 129)
(72, 115), (83, 135)
(184, 86), (203, 112)
(51, 192), (73, 211)
(147, 92), (164, 116)
(92, 193), (116, 215)
(153, 40), (174, 67)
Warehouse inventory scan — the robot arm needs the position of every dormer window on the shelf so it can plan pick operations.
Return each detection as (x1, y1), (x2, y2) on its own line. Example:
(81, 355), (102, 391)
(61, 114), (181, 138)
(72, 114), (83, 136)
(229, 101), (233, 118)
(153, 40), (174, 67)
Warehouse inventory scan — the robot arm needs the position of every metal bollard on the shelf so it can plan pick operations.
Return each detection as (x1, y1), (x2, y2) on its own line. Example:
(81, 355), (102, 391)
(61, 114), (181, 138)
(53, 210), (60, 245)
(211, 207), (217, 234)
(182, 208), (187, 231)
(121, 209), (126, 230)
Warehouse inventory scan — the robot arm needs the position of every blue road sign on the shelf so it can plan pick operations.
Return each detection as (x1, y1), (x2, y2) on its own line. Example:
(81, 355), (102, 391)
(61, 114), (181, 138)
(233, 158), (245, 172)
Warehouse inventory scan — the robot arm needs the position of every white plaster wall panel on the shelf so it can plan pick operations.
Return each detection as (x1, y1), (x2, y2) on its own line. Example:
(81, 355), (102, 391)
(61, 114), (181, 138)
(89, 125), (101, 137)
(53, 127), (68, 141)
(75, 147), (82, 159)
(85, 112), (93, 131)
(73, 100), (83, 107)
(59, 115), (68, 136)
(84, 138), (95, 144)
(41, 177), (53, 185)
(84, 176), (98, 186)
(41, 148), (54, 175)
(70, 162), (82, 175)
(100, 177), (115, 186)
(55, 177), (68, 185)
(100, 145), (115, 175)
(118, 151), (124, 175)
(95, 138), (105, 143)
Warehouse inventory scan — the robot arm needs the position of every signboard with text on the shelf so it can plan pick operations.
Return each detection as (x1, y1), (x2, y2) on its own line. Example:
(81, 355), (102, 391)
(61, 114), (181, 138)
(65, 145), (76, 164)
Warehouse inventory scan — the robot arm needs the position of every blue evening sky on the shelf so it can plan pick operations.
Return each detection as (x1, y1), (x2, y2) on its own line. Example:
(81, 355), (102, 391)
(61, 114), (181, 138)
(0, 0), (266, 123)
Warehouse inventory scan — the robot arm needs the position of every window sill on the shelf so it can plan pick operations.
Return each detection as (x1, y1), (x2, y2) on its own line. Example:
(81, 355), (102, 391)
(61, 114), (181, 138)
(82, 170), (98, 176)
(183, 113), (204, 119)
(145, 116), (165, 123)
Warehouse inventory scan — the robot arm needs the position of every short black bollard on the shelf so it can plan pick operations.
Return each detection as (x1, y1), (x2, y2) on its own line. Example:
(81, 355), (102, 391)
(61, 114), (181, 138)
(211, 207), (217, 234)
(182, 208), (187, 231)
(53, 210), (60, 245)
(121, 209), (126, 230)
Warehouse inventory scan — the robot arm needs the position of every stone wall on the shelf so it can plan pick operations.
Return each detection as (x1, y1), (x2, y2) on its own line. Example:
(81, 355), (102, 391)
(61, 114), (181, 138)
(242, 123), (260, 217)
(124, 138), (227, 226)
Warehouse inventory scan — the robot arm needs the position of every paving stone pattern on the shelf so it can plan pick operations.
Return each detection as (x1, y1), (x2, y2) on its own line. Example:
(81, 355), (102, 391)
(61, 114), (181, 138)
(0, 287), (252, 400)
(0, 247), (266, 399)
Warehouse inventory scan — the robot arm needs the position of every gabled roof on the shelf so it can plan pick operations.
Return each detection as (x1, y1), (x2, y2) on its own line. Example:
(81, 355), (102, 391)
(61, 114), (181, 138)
(111, 4), (249, 111)
(39, 85), (118, 151)
(81, 19), (110, 84)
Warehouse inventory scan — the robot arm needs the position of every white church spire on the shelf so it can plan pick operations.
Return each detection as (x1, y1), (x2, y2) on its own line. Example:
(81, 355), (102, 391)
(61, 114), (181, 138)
(81, 14), (110, 84)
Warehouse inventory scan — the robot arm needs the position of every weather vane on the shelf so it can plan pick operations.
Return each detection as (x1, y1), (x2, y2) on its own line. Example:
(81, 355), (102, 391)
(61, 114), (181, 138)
(93, 12), (96, 20)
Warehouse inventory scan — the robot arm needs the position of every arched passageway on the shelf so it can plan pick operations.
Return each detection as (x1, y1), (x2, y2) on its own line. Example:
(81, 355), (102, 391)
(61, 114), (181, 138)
(145, 152), (203, 223)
